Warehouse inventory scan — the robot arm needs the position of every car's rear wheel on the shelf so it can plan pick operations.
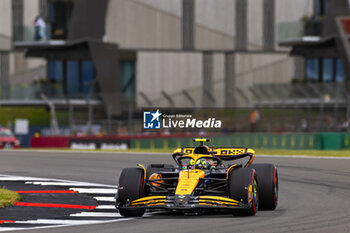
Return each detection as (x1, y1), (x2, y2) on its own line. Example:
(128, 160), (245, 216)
(228, 168), (258, 216)
(250, 164), (278, 210)
(117, 168), (145, 217)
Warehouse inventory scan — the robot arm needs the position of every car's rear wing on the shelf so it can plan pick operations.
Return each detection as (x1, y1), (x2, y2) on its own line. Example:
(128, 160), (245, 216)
(173, 138), (255, 167)
(173, 147), (255, 160)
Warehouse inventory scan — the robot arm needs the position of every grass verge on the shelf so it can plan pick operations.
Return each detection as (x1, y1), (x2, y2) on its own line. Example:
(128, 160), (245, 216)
(0, 106), (49, 126)
(0, 188), (21, 208)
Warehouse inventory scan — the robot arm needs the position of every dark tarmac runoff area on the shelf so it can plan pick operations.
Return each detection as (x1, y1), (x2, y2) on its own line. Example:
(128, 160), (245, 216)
(0, 150), (350, 233)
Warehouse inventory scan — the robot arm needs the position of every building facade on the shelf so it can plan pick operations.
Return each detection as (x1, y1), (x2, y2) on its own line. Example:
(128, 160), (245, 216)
(0, 0), (316, 117)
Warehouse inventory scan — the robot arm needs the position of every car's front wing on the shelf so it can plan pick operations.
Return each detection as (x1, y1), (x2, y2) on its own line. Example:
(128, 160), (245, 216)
(118, 195), (251, 211)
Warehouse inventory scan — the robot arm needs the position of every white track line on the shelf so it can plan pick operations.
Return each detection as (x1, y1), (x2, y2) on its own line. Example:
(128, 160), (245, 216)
(0, 177), (52, 181)
(70, 212), (121, 217)
(0, 218), (135, 232)
(70, 188), (117, 194)
(15, 219), (104, 225)
(95, 205), (116, 209)
(0, 174), (116, 188)
(25, 181), (114, 187)
(0, 228), (27, 231)
(0, 174), (135, 232)
(94, 196), (115, 202)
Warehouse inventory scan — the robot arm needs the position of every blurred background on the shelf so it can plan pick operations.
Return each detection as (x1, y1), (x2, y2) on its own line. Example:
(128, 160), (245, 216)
(1, 0), (350, 150)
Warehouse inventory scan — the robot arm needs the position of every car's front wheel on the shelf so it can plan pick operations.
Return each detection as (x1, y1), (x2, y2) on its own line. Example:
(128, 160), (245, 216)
(250, 164), (278, 210)
(117, 168), (146, 217)
(228, 168), (258, 216)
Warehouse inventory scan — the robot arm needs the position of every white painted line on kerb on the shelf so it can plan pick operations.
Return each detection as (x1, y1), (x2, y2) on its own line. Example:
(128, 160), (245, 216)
(0, 177), (52, 181)
(0, 174), (116, 188)
(70, 212), (121, 217)
(0, 174), (133, 232)
(25, 181), (114, 187)
(0, 218), (135, 232)
(0, 228), (27, 231)
(15, 219), (104, 225)
(94, 196), (116, 202)
(95, 205), (116, 209)
(70, 188), (117, 194)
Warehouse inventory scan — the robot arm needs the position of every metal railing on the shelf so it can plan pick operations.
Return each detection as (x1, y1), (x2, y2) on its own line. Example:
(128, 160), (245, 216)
(277, 20), (323, 41)
(252, 83), (349, 107)
(0, 83), (95, 100)
(13, 25), (51, 42)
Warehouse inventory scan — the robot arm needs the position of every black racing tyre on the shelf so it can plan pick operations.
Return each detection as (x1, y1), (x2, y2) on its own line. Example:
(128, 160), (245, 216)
(228, 168), (258, 216)
(250, 164), (278, 210)
(117, 168), (145, 217)
(146, 164), (174, 177)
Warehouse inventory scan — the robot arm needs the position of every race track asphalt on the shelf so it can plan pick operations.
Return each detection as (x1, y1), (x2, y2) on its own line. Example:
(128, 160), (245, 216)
(0, 150), (350, 233)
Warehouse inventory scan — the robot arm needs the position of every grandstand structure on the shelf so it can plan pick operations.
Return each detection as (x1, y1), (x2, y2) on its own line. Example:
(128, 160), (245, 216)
(0, 0), (349, 133)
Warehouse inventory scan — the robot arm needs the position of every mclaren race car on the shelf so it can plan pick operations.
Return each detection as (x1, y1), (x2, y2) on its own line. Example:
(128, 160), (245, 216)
(116, 138), (278, 217)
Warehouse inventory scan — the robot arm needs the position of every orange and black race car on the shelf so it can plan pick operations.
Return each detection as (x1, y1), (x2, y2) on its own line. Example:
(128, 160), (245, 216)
(116, 138), (278, 217)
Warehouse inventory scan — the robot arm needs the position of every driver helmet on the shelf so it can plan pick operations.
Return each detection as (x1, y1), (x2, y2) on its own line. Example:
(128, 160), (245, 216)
(195, 158), (210, 169)
(194, 145), (210, 155)
(190, 158), (195, 165)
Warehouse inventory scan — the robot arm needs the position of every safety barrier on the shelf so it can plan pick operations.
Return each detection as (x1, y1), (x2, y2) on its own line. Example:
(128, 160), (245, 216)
(130, 133), (318, 150)
(30, 134), (200, 149)
(31, 133), (350, 150)
(130, 133), (350, 150)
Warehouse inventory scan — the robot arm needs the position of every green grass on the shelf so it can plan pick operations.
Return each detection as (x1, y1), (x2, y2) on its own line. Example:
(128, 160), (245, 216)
(0, 107), (49, 126)
(0, 106), (99, 126)
(0, 188), (21, 208)
(23, 148), (350, 157)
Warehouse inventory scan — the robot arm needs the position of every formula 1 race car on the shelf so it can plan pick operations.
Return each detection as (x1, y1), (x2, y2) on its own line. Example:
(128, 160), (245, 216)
(116, 138), (278, 217)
